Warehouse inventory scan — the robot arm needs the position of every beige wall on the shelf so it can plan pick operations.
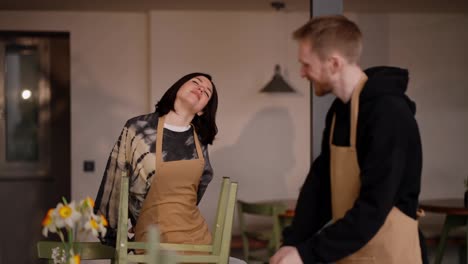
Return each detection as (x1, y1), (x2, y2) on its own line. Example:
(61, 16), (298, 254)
(0, 11), (149, 202)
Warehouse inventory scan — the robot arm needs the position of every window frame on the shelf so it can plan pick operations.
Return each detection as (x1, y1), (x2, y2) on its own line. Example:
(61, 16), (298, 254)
(0, 37), (51, 179)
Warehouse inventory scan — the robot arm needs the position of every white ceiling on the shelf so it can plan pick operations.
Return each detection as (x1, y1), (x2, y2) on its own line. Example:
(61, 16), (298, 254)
(0, 0), (466, 13)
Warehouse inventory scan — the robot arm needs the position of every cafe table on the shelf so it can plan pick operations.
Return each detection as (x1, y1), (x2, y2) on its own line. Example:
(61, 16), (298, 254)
(419, 198), (468, 264)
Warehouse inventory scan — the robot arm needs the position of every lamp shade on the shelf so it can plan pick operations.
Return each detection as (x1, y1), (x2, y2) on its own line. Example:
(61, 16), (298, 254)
(260, 64), (296, 93)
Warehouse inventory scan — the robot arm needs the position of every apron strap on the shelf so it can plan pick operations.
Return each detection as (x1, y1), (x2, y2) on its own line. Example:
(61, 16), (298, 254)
(350, 75), (368, 148)
(329, 114), (337, 145)
(156, 116), (166, 165)
(329, 74), (368, 147)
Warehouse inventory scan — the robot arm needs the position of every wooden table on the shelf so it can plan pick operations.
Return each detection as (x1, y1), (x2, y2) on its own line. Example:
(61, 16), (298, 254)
(420, 198), (468, 264)
(278, 209), (295, 231)
(258, 199), (296, 210)
(253, 199), (296, 234)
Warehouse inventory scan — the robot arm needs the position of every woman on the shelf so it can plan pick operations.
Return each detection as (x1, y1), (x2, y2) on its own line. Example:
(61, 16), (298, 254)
(94, 72), (218, 246)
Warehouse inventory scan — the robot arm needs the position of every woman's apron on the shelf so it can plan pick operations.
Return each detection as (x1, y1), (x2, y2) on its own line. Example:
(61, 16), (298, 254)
(134, 116), (212, 245)
(330, 76), (422, 264)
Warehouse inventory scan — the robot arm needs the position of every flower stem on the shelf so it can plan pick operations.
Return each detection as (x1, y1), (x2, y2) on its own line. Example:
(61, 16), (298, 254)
(68, 227), (74, 256)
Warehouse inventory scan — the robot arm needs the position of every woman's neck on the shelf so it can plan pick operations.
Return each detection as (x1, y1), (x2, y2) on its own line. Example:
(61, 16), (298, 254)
(164, 110), (194, 127)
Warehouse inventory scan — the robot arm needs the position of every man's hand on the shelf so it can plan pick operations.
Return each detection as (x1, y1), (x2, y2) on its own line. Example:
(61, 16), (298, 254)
(270, 246), (304, 264)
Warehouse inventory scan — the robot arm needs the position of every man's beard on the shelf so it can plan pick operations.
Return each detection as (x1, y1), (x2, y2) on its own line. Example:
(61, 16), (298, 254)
(312, 80), (331, 97)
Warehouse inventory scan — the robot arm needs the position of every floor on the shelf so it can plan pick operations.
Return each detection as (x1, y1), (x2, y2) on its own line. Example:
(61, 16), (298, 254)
(229, 244), (464, 264)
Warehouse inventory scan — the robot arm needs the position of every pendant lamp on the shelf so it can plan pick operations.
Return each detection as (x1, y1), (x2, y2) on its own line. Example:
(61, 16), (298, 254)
(260, 1), (296, 93)
(260, 64), (296, 93)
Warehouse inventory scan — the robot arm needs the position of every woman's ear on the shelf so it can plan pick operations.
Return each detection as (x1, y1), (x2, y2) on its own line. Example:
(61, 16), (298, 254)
(197, 111), (204, 116)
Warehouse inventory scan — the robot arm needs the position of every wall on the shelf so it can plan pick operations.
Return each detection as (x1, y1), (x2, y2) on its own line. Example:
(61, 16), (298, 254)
(0, 11), (149, 202)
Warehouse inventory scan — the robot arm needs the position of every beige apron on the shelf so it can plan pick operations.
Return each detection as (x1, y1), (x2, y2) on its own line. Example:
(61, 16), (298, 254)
(330, 76), (422, 264)
(135, 116), (212, 245)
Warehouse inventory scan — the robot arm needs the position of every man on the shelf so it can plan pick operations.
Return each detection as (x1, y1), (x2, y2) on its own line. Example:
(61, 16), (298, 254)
(270, 15), (427, 264)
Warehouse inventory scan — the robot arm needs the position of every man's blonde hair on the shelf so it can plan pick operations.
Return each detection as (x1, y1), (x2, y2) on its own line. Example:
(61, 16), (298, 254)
(293, 15), (362, 63)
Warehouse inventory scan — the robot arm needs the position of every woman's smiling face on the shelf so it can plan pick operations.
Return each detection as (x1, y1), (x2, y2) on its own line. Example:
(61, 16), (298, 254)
(176, 75), (213, 114)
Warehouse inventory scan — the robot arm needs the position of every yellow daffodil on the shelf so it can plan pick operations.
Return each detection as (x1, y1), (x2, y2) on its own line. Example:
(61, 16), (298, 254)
(41, 197), (107, 263)
(41, 208), (57, 237)
(85, 216), (99, 237)
(41, 208), (53, 226)
(99, 217), (107, 237)
(84, 197), (94, 208)
(79, 197), (96, 220)
(100, 215), (108, 227)
(70, 254), (80, 264)
(54, 202), (81, 229)
(85, 214), (108, 237)
(59, 206), (72, 218)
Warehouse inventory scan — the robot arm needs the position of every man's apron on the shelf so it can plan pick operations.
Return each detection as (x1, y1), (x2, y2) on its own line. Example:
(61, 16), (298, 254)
(134, 115), (212, 245)
(330, 76), (421, 264)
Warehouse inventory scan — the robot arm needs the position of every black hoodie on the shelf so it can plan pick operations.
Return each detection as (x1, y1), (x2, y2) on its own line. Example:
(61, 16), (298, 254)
(282, 67), (426, 263)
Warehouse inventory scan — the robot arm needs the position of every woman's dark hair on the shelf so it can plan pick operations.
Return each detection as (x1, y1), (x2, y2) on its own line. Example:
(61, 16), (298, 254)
(155, 72), (218, 145)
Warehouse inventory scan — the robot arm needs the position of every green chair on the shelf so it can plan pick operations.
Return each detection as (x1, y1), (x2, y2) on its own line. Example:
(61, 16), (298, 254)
(37, 240), (115, 263)
(37, 235), (171, 264)
(116, 173), (238, 264)
(236, 200), (287, 263)
(117, 224), (177, 264)
(144, 226), (178, 264)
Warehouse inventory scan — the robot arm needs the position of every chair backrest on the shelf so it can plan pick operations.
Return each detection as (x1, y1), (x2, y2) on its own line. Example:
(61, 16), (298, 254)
(211, 177), (234, 255)
(236, 200), (287, 261)
(125, 225), (178, 264)
(116, 172), (238, 264)
(37, 241), (115, 263)
(116, 171), (130, 263)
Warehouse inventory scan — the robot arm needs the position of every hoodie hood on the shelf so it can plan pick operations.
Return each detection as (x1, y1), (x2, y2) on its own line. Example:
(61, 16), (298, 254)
(361, 66), (416, 114)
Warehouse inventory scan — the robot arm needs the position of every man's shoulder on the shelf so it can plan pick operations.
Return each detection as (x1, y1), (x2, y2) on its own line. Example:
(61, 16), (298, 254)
(360, 95), (419, 136)
(364, 95), (414, 118)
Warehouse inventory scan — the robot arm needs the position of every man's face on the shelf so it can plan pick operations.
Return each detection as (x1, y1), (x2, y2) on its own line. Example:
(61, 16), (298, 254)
(298, 40), (332, 96)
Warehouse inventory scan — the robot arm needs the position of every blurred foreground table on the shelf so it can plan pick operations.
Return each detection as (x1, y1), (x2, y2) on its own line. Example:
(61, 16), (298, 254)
(420, 198), (468, 264)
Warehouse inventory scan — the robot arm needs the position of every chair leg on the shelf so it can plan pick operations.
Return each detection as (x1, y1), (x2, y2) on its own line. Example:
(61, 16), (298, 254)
(458, 243), (466, 264)
(241, 235), (249, 262)
(434, 216), (453, 264)
(434, 215), (466, 264)
(465, 221), (468, 264)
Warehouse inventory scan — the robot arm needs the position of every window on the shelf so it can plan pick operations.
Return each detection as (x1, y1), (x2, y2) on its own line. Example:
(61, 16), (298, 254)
(0, 38), (51, 178)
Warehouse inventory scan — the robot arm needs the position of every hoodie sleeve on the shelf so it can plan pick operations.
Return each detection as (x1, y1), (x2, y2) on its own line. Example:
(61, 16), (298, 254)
(281, 103), (334, 257)
(282, 154), (332, 249)
(295, 96), (417, 263)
